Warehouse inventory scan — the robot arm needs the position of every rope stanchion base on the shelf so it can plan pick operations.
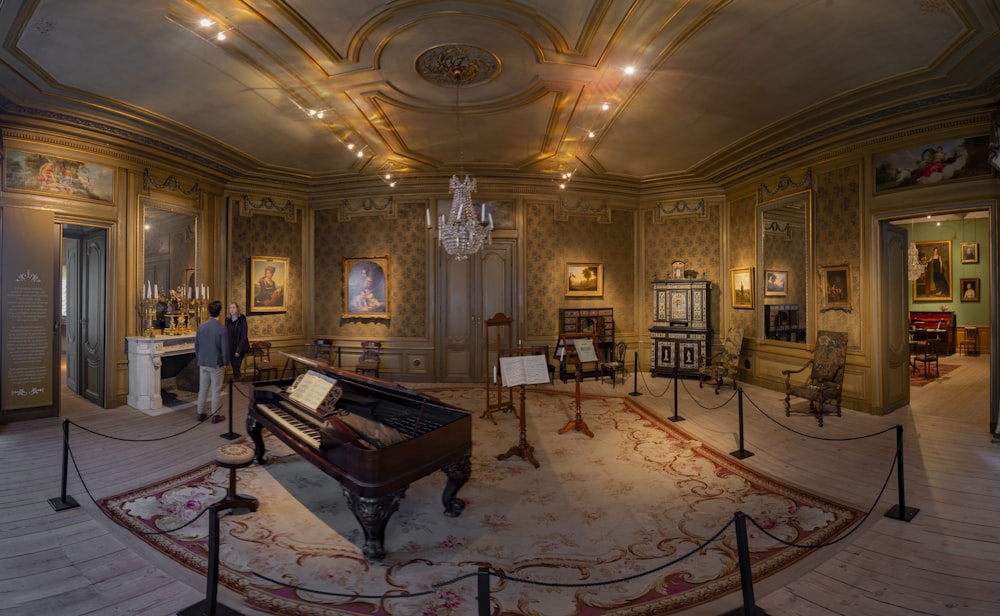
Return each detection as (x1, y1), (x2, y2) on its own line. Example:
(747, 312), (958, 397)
(177, 599), (245, 616)
(884, 504), (919, 522)
(729, 448), (754, 460)
(221, 380), (241, 440)
(721, 606), (769, 615)
(47, 495), (80, 511)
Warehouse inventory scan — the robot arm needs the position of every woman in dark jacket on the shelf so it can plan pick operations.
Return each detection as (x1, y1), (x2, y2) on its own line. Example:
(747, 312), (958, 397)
(226, 302), (251, 380)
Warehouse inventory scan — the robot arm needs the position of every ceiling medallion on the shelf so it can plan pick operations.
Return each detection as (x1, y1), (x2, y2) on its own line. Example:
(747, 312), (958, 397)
(416, 45), (500, 87)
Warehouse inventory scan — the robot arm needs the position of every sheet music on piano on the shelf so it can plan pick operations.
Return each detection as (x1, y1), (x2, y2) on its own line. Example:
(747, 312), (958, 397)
(288, 370), (339, 413)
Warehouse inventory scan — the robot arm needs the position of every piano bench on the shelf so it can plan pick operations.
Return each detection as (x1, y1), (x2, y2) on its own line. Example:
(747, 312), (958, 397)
(213, 443), (259, 513)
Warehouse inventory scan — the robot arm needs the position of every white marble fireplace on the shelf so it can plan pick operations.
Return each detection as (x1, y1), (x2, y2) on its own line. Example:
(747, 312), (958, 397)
(126, 334), (196, 412)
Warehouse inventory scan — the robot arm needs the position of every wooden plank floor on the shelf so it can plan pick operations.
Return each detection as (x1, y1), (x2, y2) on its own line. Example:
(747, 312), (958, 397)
(1, 354), (997, 615)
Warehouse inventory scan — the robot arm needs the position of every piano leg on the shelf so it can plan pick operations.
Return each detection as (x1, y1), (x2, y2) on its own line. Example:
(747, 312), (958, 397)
(247, 415), (268, 464)
(441, 455), (471, 516)
(342, 488), (404, 561)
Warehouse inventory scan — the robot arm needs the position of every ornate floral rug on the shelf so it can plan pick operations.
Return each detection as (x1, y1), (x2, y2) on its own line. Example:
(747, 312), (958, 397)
(98, 387), (861, 615)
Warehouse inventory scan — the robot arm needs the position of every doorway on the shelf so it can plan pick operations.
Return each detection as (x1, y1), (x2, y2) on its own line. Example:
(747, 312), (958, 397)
(61, 224), (107, 407)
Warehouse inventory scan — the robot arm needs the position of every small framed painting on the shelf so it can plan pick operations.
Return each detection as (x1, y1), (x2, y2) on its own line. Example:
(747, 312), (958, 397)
(960, 278), (980, 302)
(819, 264), (852, 312)
(566, 263), (603, 297)
(250, 256), (289, 313)
(960, 242), (979, 264)
(731, 267), (754, 309)
(765, 270), (787, 297)
(343, 257), (390, 319)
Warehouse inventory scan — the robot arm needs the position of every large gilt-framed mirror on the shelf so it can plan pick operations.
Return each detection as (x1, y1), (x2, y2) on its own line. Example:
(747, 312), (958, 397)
(756, 190), (812, 345)
(141, 196), (200, 326)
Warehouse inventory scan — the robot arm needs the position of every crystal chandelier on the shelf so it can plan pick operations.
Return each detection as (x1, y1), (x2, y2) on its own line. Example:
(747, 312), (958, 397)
(436, 69), (493, 260)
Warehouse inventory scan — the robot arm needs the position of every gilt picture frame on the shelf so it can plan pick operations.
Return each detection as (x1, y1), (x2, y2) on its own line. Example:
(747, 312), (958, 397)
(343, 257), (390, 319)
(960, 278), (980, 302)
(250, 256), (289, 313)
(911, 240), (952, 301)
(960, 242), (979, 264)
(566, 263), (604, 297)
(819, 264), (852, 312)
(731, 267), (754, 309)
(765, 270), (787, 297)
(3, 150), (115, 204)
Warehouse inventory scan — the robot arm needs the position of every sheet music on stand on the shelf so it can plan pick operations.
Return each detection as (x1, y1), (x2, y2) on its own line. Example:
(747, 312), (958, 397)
(287, 369), (340, 412)
(498, 349), (550, 387)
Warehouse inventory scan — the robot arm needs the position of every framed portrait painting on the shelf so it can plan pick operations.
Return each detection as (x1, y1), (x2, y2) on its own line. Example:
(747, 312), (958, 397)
(731, 267), (753, 309)
(566, 263), (603, 297)
(343, 257), (390, 319)
(912, 240), (952, 301)
(765, 270), (787, 297)
(960, 242), (979, 264)
(250, 256), (289, 313)
(960, 278), (980, 302)
(819, 264), (852, 312)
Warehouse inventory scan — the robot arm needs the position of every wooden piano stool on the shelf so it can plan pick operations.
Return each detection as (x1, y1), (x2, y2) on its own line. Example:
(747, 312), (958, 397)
(213, 443), (259, 513)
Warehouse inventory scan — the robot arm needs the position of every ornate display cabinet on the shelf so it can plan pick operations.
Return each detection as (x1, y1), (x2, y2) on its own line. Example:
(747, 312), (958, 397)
(558, 307), (614, 381)
(649, 279), (711, 378)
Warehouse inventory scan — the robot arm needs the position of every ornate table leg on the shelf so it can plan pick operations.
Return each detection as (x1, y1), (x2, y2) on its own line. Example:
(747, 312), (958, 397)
(441, 455), (471, 516)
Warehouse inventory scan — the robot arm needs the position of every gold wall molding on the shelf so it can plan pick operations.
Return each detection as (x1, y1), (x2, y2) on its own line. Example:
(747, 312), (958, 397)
(238, 195), (299, 221)
(758, 167), (813, 201)
(553, 196), (612, 223)
(336, 196), (397, 222)
(143, 169), (200, 202)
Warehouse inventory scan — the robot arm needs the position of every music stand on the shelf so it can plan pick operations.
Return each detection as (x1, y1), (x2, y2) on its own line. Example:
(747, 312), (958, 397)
(554, 332), (598, 438)
(483, 313), (516, 423)
(495, 346), (548, 468)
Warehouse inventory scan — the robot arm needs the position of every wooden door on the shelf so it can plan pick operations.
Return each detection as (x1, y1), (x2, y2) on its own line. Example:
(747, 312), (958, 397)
(879, 221), (910, 413)
(63, 236), (81, 394)
(438, 239), (516, 382)
(80, 227), (107, 405)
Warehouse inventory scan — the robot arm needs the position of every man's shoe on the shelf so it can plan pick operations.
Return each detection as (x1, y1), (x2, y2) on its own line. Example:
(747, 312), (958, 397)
(211, 414), (225, 423)
(197, 413), (207, 422)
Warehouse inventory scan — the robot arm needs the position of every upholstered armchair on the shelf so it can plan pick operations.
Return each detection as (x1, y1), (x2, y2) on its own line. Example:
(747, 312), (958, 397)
(782, 330), (848, 427)
(698, 327), (744, 394)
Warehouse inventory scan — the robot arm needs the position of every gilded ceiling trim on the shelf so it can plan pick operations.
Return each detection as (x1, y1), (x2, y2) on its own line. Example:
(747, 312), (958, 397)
(336, 196), (398, 222)
(143, 169), (200, 202)
(555, 197), (612, 224)
(239, 195), (298, 222)
(758, 168), (812, 202)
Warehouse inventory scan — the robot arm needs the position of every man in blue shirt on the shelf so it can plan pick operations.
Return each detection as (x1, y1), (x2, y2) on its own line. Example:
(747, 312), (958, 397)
(195, 300), (229, 422)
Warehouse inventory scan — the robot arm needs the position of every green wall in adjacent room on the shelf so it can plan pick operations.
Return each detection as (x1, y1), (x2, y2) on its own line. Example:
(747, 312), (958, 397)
(908, 216), (990, 326)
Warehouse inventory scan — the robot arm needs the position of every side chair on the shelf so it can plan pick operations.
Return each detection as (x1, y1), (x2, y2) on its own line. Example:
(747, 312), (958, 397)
(782, 330), (848, 427)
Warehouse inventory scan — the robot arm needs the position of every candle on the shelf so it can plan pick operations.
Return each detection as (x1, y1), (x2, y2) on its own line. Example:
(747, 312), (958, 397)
(426, 208), (432, 228)
(146, 280), (151, 299)
(488, 213), (494, 228)
(481, 203), (485, 221)
(456, 202), (463, 219)
(493, 365), (497, 384)
(153, 284), (158, 299)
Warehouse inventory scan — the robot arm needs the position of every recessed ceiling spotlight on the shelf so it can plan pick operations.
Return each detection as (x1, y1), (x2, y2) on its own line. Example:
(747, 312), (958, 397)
(356, 150), (364, 158)
(316, 111), (324, 119)
(601, 102), (610, 111)
(624, 66), (635, 75)
(216, 31), (226, 41)
(199, 19), (214, 28)
(588, 130), (596, 139)
(559, 183), (566, 189)
(347, 143), (355, 150)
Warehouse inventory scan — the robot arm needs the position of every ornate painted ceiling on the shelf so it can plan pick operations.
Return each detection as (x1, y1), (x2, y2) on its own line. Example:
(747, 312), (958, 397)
(0, 1), (997, 186)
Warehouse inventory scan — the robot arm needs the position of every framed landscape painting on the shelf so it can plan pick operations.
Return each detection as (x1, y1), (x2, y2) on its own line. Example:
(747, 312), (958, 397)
(566, 263), (603, 297)
(731, 267), (753, 309)
(343, 257), (389, 319)
(765, 270), (787, 297)
(250, 256), (289, 313)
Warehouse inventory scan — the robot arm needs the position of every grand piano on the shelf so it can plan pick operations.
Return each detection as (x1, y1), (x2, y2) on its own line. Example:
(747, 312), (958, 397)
(248, 352), (472, 560)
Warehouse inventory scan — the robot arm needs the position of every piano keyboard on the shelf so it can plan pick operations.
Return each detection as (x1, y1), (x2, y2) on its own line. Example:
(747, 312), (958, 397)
(256, 402), (322, 449)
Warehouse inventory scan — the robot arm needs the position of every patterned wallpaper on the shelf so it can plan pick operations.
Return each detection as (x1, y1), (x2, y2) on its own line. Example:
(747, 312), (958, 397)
(524, 199), (636, 339)
(643, 200), (723, 339)
(313, 201), (429, 339)
(762, 225), (808, 314)
(228, 201), (305, 340)
(814, 165), (861, 349)
(728, 193), (758, 337)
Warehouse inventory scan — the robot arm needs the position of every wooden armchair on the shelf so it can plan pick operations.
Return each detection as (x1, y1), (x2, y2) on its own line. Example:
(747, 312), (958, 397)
(699, 327), (744, 394)
(600, 341), (628, 387)
(250, 341), (278, 381)
(356, 340), (382, 378)
(782, 331), (848, 427)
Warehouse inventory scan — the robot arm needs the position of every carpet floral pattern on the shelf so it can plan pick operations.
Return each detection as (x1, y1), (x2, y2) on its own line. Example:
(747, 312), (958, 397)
(99, 387), (861, 615)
